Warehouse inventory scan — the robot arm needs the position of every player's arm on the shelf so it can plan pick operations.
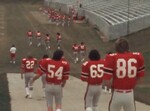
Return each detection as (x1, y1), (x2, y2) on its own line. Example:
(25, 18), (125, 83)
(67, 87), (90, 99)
(136, 52), (145, 85)
(103, 80), (112, 89)
(103, 54), (114, 88)
(20, 61), (25, 79)
(81, 61), (89, 82)
(30, 60), (47, 85)
(30, 68), (42, 85)
(61, 80), (66, 87)
(30, 74), (41, 86)
(62, 61), (70, 87)
(20, 69), (24, 79)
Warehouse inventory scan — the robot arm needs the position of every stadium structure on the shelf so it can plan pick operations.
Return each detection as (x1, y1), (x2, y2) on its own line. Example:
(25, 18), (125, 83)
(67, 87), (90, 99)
(44, 0), (150, 40)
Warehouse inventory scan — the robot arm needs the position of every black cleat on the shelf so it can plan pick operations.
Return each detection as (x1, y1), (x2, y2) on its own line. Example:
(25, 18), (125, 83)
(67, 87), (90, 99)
(25, 95), (29, 98)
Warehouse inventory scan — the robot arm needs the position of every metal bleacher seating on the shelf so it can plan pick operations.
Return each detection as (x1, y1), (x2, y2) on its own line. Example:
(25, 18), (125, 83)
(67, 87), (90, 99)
(47, 0), (150, 40)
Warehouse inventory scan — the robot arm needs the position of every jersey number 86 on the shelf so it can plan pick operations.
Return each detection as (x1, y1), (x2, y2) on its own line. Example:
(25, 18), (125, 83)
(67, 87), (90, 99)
(116, 58), (137, 78)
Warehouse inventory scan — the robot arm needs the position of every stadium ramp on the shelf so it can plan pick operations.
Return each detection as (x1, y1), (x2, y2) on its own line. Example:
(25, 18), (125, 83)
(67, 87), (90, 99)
(8, 73), (150, 111)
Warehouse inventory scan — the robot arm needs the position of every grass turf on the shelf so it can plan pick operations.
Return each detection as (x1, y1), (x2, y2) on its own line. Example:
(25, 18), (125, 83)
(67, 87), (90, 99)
(135, 87), (150, 105)
(0, 74), (11, 111)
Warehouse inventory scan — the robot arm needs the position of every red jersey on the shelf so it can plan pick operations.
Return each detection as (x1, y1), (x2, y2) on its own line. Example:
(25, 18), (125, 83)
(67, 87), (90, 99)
(81, 59), (105, 85)
(27, 31), (33, 37)
(21, 58), (37, 72)
(45, 36), (50, 42)
(103, 52), (145, 90)
(68, 16), (71, 21)
(79, 44), (86, 51)
(36, 32), (41, 37)
(37, 58), (70, 84)
(57, 35), (61, 41)
(72, 45), (79, 52)
(62, 15), (66, 20)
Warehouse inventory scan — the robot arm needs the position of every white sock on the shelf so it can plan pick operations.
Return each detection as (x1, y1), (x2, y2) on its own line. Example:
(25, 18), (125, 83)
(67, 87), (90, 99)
(104, 86), (107, 92)
(56, 109), (61, 111)
(86, 107), (93, 111)
(25, 87), (29, 95)
(29, 90), (33, 98)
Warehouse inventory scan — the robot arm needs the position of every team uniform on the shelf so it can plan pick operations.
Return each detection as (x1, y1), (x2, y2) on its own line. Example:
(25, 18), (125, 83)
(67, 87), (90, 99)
(61, 15), (66, 27)
(72, 44), (79, 63)
(21, 57), (37, 98)
(103, 52), (145, 111)
(39, 58), (47, 89)
(79, 43), (86, 62)
(10, 46), (17, 64)
(27, 31), (33, 46)
(56, 33), (61, 49)
(67, 16), (71, 26)
(37, 58), (70, 111)
(102, 56), (111, 93)
(36, 31), (42, 47)
(81, 59), (105, 111)
(45, 34), (51, 50)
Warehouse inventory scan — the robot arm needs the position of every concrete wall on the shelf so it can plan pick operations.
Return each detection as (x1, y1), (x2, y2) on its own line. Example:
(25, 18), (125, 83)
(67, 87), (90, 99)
(85, 10), (150, 40)
(84, 10), (110, 38)
(129, 15), (150, 34)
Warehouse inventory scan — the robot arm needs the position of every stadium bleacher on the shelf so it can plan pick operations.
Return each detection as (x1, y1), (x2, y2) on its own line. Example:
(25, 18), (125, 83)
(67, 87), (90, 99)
(45, 0), (150, 40)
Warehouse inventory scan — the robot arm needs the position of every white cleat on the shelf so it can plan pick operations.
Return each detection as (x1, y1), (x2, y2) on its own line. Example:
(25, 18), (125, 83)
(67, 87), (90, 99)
(76, 58), (79, 62)
(29, 42), (32, 46)
(81, 58), (85, 62)
(108, 89), (112, 94)
(37, 43), (41, 47)
(29, 95), (32, 99)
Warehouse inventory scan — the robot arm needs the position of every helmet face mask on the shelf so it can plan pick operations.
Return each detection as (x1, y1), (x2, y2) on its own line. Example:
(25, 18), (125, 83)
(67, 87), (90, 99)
(115, 38), (129, 53)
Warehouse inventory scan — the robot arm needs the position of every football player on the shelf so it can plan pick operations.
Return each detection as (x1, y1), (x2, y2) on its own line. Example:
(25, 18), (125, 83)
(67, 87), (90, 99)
(72, 43), (79, 63)
(30, 50), (70, 111)
(81, 49), (105, 111)
(10, 45), (17, 64)
(103, 38), (145, 111)
(79, 42), (86, 62)
(21, 54), (37, 99)
(35, 31), (42, 47)
(27, 30), (33, 46)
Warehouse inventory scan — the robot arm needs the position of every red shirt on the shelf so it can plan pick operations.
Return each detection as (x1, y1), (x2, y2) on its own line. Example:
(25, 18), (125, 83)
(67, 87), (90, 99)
(81, 59), (105, 85)
(37, 58), (70, 84)
(79, 44), (86, 51)
(68, 16), (71, 21)
(57, 35), (61, 40)
(36, 32), (41, 37)
(45, 36), (50, 42)
(72, 45), (79, 52)
(21, 58), (37, 72)
(103, 52), (145, 90)
(27, 31), (33, 37)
